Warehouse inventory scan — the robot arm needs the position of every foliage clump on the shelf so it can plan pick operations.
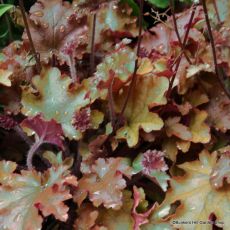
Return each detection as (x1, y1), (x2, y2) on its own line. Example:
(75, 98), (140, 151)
(0, 0), (230, 229)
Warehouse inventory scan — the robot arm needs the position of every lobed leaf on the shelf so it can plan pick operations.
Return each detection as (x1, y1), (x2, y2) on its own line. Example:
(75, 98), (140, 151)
(24, 0), (88, 63)
(21, 114), (64, 150)
(74, 157), (132, 210)
(115, 74), (169, 147)
(21, 68), (92, 140)
(0, 155), (77, 230)
(156, 150), (230, 229)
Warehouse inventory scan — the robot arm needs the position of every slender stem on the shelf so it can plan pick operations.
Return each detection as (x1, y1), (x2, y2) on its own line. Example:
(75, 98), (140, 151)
(169, 0), (192, 64)
(90, 13), (97, 75)
(18, 0), (41, 73)
(27, 140), (42, 170)
(68, 55), (78, 82)
(108, 71), (116, 128)
(74, 151), (82, 177)
(201, 0), (230, 98)
(115, 0), (144, 129)
(167, 5), (196, 99)
(212, 0), (221, 24)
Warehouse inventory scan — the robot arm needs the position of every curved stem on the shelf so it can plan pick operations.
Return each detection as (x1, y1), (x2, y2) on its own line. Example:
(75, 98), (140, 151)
(27, 140), (42, 170)
(201, 0), (230, 98)
(19, 0), (41, 73)
(116, 0), (144, 129)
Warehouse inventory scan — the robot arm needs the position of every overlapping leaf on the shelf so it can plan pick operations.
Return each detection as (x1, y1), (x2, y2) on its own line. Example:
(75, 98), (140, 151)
(21, 67), (92, 140)
(115, 74), (169, 147)
(0, 154), (77, 230)
(24, 0), (88, 63)
(74, 157), (132, 210)
(74, 191), (135, 229)
(155, 150), (230, 229)
(95, 44), (136, 96)
(0, 41), (35, 84)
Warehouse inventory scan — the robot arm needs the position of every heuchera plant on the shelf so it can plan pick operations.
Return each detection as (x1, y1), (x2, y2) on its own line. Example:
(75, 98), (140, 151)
(0, 0), (230, 229)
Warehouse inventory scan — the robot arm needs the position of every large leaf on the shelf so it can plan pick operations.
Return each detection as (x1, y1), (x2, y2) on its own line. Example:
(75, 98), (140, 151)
(0, 154), (78, 230)
(23, 0), (88, 63)
(115, 75), (169, 147)
(74, 157), (132, 210)
(21, 68), (91, 140)
(82, 1), (138, 52)
(155, 150), (230, 229)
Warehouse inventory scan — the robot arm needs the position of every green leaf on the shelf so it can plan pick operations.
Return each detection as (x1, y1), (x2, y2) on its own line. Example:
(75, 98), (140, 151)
(146, 0), (169, 8)
(0, 4), (13, 18)
(21, 68), (91, 140)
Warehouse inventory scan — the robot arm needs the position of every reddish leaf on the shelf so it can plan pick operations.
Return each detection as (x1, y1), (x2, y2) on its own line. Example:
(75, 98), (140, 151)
(21, 114), (64, 150)
(24, 0), (88, 63)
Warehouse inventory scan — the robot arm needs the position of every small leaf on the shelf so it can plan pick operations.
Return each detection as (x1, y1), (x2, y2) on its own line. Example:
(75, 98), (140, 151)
(189, 109), (211, 144)
(95, 44), (136, 97)
(165, 117), (192, 141)
(210, 151), (230, 189)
